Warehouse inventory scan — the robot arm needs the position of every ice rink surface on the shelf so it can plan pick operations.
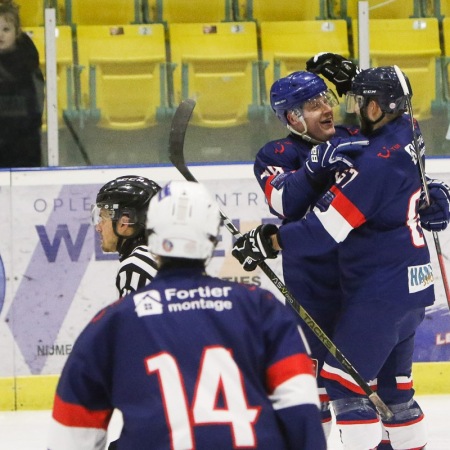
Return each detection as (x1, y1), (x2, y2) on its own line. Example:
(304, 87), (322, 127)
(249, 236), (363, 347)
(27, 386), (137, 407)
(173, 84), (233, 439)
(0, 395), (448, 449)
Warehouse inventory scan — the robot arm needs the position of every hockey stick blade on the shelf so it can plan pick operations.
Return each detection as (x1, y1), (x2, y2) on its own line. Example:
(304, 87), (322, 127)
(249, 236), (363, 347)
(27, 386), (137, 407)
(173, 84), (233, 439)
(169, 98), (197, 182)
(167, 99), (393, 420)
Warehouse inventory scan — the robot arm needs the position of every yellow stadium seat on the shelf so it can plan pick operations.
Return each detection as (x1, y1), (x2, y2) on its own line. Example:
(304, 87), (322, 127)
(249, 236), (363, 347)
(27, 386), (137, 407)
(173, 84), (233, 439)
(76, 24), (169, 130)
(154, 0), (233, 23)
(260, 20), (349, 100)
(352, 18), (441, 120)
(236, 0), (327, 22)
(335, 0), (419, 20)
(23, 26), (74, 128)
(169, 22), (261, 127)
(16, 0), (46, 26)
(65, 0), (142, 25)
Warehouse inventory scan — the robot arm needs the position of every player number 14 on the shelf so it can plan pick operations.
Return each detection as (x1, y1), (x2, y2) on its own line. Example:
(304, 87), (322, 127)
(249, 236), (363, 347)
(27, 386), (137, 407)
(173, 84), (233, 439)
(145, 346), (260, 449)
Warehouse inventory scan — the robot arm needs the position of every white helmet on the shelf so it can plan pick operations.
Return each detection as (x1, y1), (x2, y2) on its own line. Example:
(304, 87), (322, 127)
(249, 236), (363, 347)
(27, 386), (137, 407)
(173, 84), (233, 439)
(146, 181), (221, 260)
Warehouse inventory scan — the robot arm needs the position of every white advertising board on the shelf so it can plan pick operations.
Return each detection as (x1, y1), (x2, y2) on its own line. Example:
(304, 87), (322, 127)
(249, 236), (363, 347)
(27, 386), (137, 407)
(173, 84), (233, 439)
(0, 160), (449, 378)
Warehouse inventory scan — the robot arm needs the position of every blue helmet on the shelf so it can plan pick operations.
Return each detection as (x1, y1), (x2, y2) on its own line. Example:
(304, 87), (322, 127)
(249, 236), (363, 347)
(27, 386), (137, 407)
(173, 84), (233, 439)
(349, 66), (412, 114)
(270, 71), (329, 125)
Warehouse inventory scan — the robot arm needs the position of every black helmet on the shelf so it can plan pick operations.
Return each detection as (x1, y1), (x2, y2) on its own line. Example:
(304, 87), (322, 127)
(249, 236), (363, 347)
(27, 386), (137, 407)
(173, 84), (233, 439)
(95, 175), (161, 232)
(347, 66), (411, 114)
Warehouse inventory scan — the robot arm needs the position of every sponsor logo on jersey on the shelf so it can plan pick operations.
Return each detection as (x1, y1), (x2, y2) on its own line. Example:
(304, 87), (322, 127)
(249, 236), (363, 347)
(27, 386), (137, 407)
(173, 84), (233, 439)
(134, 290), (164, 317)
(408, 263), (434, 293)
(167, 299), (232, 313)
(163, 286), (233, 313)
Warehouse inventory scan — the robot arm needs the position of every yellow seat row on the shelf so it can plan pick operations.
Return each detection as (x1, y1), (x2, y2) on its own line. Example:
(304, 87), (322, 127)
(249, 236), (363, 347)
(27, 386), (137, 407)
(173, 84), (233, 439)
(20, 0), (331, 26)
(24, 20), (349, 129)
(24, 16), (449, 129)
(23, 1), (450, 27)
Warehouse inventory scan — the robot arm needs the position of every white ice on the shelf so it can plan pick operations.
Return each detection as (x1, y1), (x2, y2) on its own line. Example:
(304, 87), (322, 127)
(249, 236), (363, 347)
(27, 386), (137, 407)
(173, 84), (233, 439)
(0, 395), (448, 449)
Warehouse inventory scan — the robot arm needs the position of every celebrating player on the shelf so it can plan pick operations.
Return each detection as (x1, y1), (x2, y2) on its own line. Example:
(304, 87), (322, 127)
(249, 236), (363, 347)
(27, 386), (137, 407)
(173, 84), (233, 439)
(234, 66), (441, 449)
(254, 69), (370, 437)
(48, 180), (326, 450)
(253, 59), (450, 445)
(92, 175), (160, 297)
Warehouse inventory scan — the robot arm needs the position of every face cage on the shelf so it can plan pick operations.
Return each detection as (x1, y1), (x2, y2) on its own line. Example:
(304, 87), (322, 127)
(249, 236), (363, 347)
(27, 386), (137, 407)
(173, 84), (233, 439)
(289, 89), (339, 118)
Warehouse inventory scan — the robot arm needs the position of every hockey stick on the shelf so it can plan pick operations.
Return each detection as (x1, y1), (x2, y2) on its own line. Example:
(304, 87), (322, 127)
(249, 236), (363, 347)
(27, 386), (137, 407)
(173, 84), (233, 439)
(168, 98), (393, 420)
(62, 111), (92, 166)
(394, 66), (450, 310)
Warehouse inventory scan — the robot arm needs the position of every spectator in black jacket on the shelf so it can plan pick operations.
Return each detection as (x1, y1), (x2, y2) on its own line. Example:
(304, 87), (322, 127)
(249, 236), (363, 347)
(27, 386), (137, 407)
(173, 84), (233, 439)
(0, 0), (44, 167)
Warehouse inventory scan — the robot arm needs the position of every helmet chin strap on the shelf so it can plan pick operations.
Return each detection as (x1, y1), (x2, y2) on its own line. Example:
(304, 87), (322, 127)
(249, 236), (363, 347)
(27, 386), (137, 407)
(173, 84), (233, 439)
(287, 116), (323, 145)
(116, 236), (126, 254)
(113, 221), (130, 255)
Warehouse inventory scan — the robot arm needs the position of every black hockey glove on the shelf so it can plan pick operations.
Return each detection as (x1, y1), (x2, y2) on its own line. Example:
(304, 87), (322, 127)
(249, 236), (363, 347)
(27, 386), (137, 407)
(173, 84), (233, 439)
(306, 52), (359, 96)
(305, 137), (368, 181)
(420, 178), (450, 232)
(232, 224), (279, 272)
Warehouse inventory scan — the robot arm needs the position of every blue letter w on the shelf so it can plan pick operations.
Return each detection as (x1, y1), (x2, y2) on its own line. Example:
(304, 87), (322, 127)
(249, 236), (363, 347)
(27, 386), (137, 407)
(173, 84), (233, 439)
(36, 224), (90, 262)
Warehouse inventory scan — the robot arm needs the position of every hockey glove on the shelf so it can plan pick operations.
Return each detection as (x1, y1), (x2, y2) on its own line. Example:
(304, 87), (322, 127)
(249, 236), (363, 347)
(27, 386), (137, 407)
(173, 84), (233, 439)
(420, 178), (450, 231)
(305, 137), (368, 181)
(232, 224), (279, 272)
(306, 52), (359, 97)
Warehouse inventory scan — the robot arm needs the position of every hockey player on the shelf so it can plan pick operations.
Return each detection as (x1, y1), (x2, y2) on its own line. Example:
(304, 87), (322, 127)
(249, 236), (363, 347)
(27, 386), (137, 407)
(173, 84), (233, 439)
(306, 52), (450, 235)
(233, 66), (438, 449)
(255, 70), (370, 437)
(254, 65), (450, 445)
(92, 175), (160, 297)
(48, 180), (327, 450)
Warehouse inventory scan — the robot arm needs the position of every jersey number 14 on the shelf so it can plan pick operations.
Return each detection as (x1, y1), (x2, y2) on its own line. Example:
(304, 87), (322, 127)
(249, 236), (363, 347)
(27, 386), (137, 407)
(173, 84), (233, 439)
(145, 346), (260, 449)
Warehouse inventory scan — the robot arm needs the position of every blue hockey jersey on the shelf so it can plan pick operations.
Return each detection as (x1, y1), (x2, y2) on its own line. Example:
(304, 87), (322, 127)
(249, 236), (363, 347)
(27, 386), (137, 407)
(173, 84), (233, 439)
(253, 126), (358, 312)
(254, 125), (360, 221)
(48, 267), (326, 450)
(279, 114), (435, 310)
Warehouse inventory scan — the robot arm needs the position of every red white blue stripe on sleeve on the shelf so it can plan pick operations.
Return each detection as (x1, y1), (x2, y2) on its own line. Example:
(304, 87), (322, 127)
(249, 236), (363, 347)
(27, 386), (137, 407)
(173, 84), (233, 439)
(266, 354), (320, 410)
(314, 186), (366, 243)
(264, 174), (285, 218)
(48, 394), (112, 450)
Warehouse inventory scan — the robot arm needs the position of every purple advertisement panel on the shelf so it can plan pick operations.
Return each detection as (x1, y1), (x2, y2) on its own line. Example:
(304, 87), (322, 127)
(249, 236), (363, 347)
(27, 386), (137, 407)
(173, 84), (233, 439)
(0, 167), (286, 376)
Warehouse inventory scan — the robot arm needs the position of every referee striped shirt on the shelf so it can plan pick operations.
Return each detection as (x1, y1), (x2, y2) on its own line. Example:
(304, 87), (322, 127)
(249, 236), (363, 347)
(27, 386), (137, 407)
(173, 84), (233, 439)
(116, 245), (158, 297)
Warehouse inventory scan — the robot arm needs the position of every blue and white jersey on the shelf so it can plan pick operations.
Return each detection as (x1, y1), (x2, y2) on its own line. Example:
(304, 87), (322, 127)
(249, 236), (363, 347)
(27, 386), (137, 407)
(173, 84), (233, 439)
(279, 114), (435, 309)
(48, 267), (326, 450)
(254, 126), (359, 221)
(254, 127), (358, 311)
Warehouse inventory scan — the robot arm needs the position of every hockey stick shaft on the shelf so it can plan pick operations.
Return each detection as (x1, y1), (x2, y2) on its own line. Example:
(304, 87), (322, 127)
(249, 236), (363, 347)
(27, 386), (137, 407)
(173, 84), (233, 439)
(413, 105), (450, 307)
(412, 106), (450, 306)
(395, 66), (450, 309)
(168, 99), (393, 420)
(62, 111), (92, 166)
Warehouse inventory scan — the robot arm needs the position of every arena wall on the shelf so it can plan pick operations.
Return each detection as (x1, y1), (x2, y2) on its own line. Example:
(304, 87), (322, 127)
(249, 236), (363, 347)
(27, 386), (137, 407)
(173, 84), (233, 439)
(0, 159), (449, 410)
